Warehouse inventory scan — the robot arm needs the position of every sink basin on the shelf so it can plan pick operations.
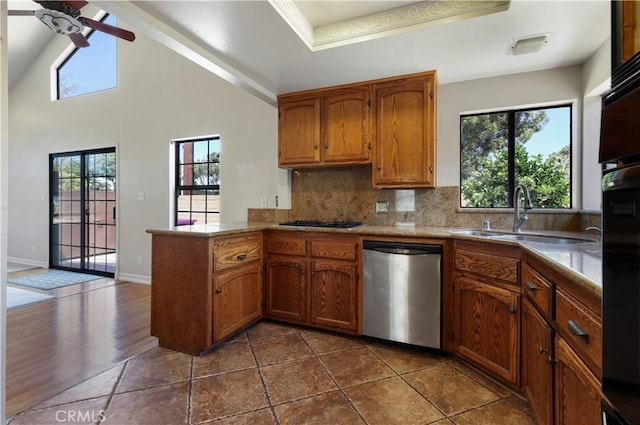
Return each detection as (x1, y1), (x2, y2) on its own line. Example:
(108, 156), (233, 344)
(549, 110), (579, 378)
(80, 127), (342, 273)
(450, 230), (505, 237)
(490, 234), (593, 244)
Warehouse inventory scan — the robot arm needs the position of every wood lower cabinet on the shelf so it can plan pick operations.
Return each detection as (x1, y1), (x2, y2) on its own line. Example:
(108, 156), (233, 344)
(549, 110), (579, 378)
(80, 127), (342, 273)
(310, 260), (357, 330)
(522, 298), (554, 425)
(150, 232), (263, 355)
(453, 241), (521, 386)
(555, 336), (603, 425)
(213, 262), (262, 342)
(264, 231), (359, 333)
(264, 257), (306, 322)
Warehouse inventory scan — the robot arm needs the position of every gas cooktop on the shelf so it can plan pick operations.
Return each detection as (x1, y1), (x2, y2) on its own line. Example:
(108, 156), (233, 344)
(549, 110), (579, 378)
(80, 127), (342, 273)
(279, 220), (363, 229)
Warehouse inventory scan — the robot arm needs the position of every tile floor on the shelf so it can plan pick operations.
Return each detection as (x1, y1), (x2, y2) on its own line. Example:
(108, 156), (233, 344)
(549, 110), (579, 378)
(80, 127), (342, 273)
(8, 321), (536, 425)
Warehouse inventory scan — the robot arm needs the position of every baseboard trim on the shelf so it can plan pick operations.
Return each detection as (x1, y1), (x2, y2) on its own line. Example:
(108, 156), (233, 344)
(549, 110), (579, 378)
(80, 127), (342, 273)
(7, 257), (48, 269)
(117, 273), (151, 285)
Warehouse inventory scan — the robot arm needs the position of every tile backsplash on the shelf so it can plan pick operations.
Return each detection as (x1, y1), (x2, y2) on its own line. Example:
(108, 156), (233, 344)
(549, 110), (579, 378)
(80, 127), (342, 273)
(249, 165), (601, 232)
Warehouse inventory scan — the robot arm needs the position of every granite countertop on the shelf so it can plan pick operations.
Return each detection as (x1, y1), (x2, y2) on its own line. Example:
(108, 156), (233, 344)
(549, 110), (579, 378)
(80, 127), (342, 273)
(147, 222), (601, 297)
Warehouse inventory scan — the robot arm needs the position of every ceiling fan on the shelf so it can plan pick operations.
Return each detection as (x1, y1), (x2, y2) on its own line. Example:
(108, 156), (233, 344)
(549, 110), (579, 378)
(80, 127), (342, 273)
(8, 1), (135, 48)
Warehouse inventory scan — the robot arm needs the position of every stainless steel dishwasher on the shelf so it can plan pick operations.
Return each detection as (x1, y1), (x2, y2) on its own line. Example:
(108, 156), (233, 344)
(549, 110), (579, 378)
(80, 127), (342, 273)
(363, 240), (442, 349)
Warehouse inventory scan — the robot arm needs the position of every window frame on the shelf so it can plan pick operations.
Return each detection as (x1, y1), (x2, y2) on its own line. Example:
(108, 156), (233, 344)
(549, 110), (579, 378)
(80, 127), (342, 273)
(55, 13), (118, 100)
(173, 136), (221, 226)
(459, 103), (573, 209)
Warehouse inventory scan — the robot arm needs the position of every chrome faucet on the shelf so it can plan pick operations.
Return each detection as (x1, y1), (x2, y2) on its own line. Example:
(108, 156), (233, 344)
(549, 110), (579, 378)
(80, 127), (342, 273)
(513, 184), (533, 233)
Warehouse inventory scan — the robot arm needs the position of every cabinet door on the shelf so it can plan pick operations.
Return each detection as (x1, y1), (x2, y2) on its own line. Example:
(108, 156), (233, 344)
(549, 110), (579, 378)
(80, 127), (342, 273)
(278, 98), (321, 167)
(265, 257), (307, 322)
(323, 88), (371, 164)
(555, 337), (602, 425)
(373, 74), (436, 188)
(454, 276), (520, 385)
(213, 262), (262, 343)
(310, 260), (357, 331)
(522, 299), (554, 425)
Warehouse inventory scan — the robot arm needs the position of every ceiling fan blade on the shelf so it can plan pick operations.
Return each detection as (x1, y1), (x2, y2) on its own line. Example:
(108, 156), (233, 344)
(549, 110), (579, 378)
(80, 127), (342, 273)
(69, 32), (90, 48)
(60, 1), (88, 11)
(78, 17), (135, 42)
(8, 10), (35, 16)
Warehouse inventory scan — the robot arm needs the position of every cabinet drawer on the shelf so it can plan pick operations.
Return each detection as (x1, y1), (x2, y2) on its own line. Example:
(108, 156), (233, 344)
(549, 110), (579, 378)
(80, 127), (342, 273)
(214, 233), (262, 272)
(455, 249), (519, 286)
(311, 238), (358, 260)
(266, 233), (307, 256)
(522, 264), (553, 319)
(555, 289), (602, 375)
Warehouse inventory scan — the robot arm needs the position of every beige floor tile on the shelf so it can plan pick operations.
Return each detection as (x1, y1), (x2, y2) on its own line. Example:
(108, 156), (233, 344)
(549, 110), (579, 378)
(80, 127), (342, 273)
(299, 328), (364, 354)
(9, 397), (108, 425)
(210, 408), (275, 424)
(115, 351), (192, 393)
(246, 321), (298, 341)
(404, 363), (500, 415)
(104, 382), (189, 425)
(192, 342), (256, 378)
(251, 333), (313, 366)
(191, 368), (269, 423)
(367, 343), (447, 374)
(319, 347), (395, 387)
(274, 391), (364, 425)
(33, 364), (124, 409)
(262, 357), (337, 404)
(450, 397), (536, 425)
(345, 376), (444, 425)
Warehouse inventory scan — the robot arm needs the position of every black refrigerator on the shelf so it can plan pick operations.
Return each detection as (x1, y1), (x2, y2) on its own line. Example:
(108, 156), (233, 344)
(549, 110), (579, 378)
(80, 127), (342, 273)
(600, 60), (640, 425)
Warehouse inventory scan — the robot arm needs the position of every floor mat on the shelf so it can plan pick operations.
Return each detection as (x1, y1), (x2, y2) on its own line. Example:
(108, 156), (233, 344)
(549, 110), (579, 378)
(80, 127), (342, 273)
(7, 286), (54, 309)
(7, 270), (103, 290)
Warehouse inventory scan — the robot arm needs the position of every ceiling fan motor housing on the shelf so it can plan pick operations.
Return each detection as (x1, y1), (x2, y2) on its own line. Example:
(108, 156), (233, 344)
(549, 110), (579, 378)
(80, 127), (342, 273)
(35, 8), (83, 35)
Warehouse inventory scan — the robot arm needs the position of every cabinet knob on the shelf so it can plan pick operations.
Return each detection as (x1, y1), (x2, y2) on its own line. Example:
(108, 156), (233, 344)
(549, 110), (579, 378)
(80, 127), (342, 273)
(538, 346), (548, 354)
(526, 282), (538, 291)
(429, 165), (433, 173)
(547, 356), (557, 364)
(215, 288), (222, 294)
(314, 144), (319, 150)
(508, 306), (517, 314)
(237, 253), (247, 260)
(377, 165), (381, 170)
(324, 144), (329, 149)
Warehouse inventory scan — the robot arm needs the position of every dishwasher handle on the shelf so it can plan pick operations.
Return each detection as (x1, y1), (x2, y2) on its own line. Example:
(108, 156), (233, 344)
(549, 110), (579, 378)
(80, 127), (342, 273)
(363, 240), (442, 255)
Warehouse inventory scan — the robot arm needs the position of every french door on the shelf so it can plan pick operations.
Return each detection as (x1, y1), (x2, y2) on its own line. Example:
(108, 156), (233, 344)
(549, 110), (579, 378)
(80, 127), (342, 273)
(49, 148), (116, 276)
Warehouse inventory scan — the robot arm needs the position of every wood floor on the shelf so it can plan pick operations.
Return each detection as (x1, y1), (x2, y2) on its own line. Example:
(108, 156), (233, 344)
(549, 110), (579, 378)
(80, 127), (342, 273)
(6, 271), (157, 416)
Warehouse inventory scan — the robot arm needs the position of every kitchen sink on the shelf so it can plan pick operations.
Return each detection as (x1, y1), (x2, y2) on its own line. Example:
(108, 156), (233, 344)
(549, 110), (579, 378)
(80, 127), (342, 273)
(490, 234), (593, 244)
(450, 229), (595, 245)
(450, 230), (506, 237)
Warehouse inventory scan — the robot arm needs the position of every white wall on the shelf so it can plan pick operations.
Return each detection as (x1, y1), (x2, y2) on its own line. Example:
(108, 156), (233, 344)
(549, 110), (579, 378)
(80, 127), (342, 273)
(437, 66), (596, 209)
(8, 27), (280, 281)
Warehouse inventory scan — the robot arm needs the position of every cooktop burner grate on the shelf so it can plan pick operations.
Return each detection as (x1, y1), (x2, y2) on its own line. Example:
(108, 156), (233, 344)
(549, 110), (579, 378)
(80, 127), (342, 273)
(279, 220), (363, 229)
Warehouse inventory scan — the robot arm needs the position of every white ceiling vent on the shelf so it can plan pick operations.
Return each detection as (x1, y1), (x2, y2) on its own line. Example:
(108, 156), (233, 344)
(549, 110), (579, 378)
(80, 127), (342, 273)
(511, 34), (549, 55)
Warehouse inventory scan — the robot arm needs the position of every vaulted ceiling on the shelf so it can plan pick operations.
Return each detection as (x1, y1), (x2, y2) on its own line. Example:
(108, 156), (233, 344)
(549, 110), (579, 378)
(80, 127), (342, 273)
(8, 1), (610, 104)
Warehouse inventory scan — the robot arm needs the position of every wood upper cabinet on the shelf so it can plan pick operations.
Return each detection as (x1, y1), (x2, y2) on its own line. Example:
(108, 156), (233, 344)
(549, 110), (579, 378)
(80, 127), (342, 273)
(322, 87), (371, 164)
(278, 98), (321, 167)
(522, 298), (554, 425)
(278, 87), (371, 167)
(372, 72), (437, 188)
(453, 241), (521, 386)
(555, 337), (603, 425)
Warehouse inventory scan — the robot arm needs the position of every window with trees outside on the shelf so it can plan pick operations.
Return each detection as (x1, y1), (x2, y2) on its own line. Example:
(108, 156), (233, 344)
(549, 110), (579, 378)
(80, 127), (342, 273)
(175, 137), (220, 226)
(460, 105), (572, 209)
(57, 14), (117, 99)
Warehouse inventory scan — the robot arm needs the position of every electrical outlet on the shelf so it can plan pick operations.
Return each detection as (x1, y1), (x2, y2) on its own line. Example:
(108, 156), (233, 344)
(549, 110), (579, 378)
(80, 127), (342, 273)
(375, 201), (389, 213)
(137, 257), (143, 266)
(261, 197), (268, 208)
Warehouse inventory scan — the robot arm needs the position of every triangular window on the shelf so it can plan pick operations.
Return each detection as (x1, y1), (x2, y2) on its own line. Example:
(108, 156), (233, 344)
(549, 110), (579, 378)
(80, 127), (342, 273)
(56, 14), (117, 99)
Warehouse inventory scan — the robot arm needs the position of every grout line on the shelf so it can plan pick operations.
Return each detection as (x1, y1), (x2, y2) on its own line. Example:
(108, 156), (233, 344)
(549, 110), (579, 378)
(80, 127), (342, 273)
(187, 355), (194, 425)
(246, 329), (281, 425)
(97, 360), (128, 425)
